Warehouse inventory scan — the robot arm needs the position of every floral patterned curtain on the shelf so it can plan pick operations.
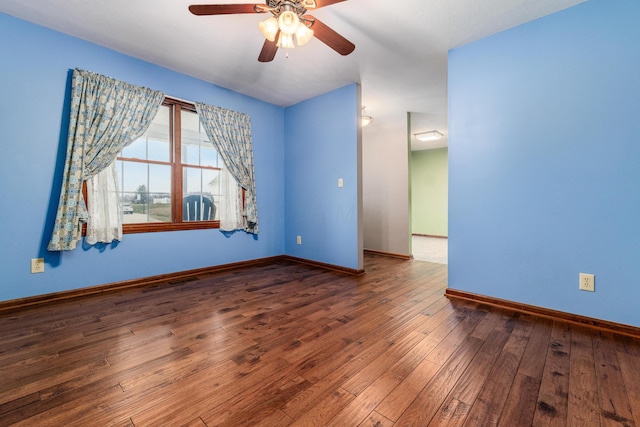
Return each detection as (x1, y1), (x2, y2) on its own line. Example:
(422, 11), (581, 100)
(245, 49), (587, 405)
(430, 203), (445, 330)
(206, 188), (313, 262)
(195, 103), (258, 234)
(48, 69), (165, 251)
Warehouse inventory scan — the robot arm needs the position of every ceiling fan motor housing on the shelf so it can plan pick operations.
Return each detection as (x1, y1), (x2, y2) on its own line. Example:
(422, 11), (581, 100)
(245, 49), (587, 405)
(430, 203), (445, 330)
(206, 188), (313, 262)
(265, 0), (310, 18)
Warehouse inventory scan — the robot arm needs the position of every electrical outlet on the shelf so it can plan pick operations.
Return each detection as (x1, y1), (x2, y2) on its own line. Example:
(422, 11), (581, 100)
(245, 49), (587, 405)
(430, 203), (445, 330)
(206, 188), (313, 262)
(31, 258), (45, 274)
(579, 273), (594, 292)
(296, 235), (302, 245)
(338, 178), (344, 188)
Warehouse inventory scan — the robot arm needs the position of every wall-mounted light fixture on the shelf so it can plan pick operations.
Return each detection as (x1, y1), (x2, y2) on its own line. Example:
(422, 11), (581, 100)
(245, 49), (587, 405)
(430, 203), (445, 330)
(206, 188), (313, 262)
(414, 130), (443, 141)
(362, 106), (373, 127)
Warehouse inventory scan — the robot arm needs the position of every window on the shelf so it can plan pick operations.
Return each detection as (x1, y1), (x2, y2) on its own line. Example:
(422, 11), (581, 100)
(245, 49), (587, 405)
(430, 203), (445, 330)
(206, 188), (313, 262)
(116, 97), (222, 233)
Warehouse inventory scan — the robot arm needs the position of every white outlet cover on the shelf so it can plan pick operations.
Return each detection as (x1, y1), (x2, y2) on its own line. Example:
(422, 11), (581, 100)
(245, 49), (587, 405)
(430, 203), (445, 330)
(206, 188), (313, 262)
(579, 273), (595, 292)
(31, 258), (45, 274)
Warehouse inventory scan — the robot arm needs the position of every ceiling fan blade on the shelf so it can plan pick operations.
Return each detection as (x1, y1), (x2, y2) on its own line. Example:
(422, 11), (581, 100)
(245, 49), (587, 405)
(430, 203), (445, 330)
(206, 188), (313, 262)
(307, 0), (348, 9)
(189, 4), (261, 15)
(307, 17), (355, 56)
(258, 33), (279, 62)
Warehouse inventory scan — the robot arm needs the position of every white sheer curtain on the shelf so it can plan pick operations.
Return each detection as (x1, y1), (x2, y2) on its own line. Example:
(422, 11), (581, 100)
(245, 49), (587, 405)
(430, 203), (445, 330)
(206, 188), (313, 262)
(85, 162), (122, 245)
(219, 167), (244, 231)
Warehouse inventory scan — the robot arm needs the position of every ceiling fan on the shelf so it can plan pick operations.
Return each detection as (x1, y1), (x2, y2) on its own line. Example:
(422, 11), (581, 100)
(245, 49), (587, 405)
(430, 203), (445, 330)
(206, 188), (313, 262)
(189, 0), (355, 62)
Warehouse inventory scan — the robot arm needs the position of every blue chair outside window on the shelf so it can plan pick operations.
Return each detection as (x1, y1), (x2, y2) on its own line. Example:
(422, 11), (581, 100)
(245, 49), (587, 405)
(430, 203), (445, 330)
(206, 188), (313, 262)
(183, 194), (215, 221)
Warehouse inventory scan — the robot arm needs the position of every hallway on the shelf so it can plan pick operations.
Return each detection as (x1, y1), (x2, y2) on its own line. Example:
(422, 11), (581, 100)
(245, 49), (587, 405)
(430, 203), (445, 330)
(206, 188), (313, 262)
(413, 235), (448, 264)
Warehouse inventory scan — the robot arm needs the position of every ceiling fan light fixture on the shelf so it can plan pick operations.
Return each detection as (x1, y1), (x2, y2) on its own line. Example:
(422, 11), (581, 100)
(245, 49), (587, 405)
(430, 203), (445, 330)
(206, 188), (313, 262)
(295, 24), (314, 46)
(278, 10), (300, 35)
(414, 130), (444, 141)
(258, 17), (279, 42)
(277, 32), (295, 49)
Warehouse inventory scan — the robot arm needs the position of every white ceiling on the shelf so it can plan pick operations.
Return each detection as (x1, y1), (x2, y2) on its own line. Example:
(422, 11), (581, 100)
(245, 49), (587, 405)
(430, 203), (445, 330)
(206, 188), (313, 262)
(0, 0), (585, 150)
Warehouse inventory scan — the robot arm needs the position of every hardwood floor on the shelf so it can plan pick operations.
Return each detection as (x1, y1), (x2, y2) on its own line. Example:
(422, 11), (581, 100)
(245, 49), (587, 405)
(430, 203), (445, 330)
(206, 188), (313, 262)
(1, 254), (639, 426)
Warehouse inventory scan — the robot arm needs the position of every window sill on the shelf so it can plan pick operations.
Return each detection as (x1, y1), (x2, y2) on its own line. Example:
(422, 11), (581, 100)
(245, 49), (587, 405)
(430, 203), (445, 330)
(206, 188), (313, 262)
(123, 221), (220, 234)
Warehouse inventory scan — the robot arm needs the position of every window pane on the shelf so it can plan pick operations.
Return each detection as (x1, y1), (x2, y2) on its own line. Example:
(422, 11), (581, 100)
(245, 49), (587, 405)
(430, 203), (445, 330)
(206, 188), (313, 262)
(203, 169), (220, 201)
(119, 161), (149, 224)
(117, 160), (146, 195)
(121, 137), (147, 160)
(183, 138), (200, 166)
(203, 169), (220, 220)
(148, 164), (171, 194)
(117, 161), (172, 224)
(183, 167), (217, 221)
(148, 164), (172, 222)
(147, 105), (170, 162)
(183, 167), (203, 194)
(201, 144), (218, 168)
(120, 105), (170, 162)
(181, 109), (217, 167)
(181, 108), (201, 131)
(147, 138), (170, 163)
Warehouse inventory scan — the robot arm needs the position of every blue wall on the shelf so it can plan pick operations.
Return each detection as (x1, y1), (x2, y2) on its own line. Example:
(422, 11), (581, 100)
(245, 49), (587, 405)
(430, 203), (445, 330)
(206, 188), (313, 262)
(284, 85), (362, 270)
(448, 0), (640, 326)
(0, 13), (287, 301)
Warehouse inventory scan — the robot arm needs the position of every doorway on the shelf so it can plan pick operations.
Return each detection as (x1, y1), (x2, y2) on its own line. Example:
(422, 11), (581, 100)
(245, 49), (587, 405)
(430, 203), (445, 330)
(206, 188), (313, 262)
(409, 112), (448, 263)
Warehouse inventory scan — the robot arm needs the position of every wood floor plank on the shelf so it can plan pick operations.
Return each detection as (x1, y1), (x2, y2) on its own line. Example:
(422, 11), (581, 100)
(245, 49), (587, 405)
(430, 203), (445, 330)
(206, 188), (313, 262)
(280, 367), (353, 421)
(357, 411), (395, 427)
(130, 357), (293, 426)
(254, 408), (295, 427)
(517, 317), (554, 379)
(99, 359), (241, 425)
(567, 326), (600, 427)
(280, 332), (408, 420)
(463, 316), (534, 427)
(0, 355), (110, 406)
(375, 357), (441, 421)
(498, 372), (542, 427)
(498, 316), (553, 427)
(463, 350), (521, 427)
(327, 371), (403, 427)
(384, 305), (472, 377)
(289, 387), (355, 427)
(5, 382), (125, 427)
(1, 256), (639, 426)
(613, 334), (640, 357)
(298, 297), (451, 386)
(385, 303), (461, 379)
(428, 314), (516, 426)
(425, 305), (489, 365)
(117, 343), (235, 393)
(201, 373), (311, 426)
(280, 305), (437, 420)
(340, 330), (426, 396)
(592, 331), (635, 427)
(394, 336), (485, 426)
(532, 321), (572, 427)
(616, 351), (640, 427)
(182, 417), (208, 427)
